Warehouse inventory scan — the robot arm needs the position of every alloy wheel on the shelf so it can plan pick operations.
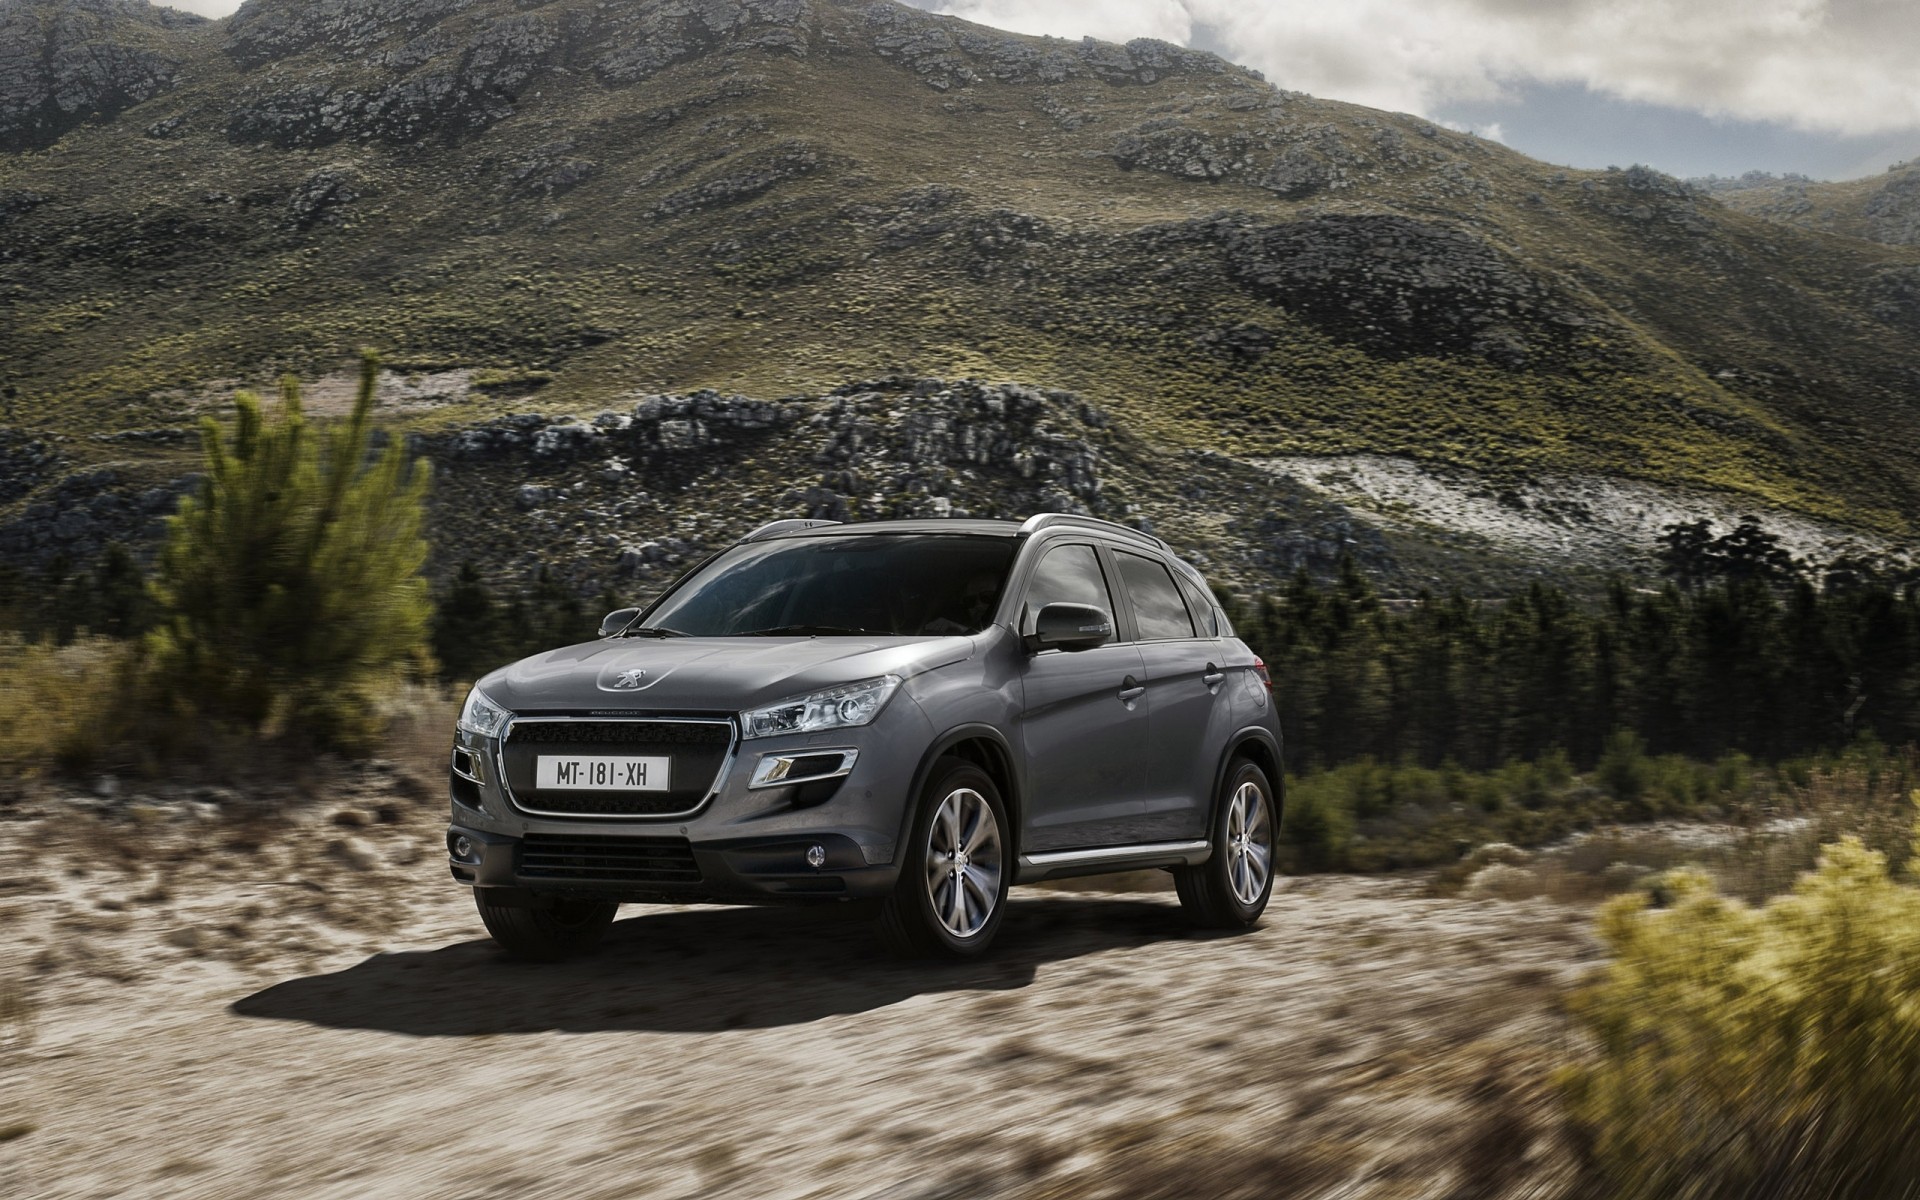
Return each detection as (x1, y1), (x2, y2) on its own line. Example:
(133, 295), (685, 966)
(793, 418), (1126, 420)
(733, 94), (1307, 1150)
(923, 787), (1003, 938)
(1225, 780), (1272, 906)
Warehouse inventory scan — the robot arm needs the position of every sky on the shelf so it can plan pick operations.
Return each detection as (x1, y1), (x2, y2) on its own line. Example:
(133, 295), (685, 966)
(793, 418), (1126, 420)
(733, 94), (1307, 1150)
(166, 0), (1920, 181)
(907, 0), (1920, 181)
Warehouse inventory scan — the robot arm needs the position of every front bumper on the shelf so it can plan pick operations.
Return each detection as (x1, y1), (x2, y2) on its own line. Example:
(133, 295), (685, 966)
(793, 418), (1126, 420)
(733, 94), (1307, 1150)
(443, 697), (936, 904)
(446, 823), (900, 903)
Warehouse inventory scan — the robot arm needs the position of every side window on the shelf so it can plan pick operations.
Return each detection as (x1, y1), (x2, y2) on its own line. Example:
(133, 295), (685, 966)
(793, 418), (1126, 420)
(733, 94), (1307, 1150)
(1021, 543), (1115, 633)
(1115, 551), (1197, 641)
(1173, 571), (1219, 638)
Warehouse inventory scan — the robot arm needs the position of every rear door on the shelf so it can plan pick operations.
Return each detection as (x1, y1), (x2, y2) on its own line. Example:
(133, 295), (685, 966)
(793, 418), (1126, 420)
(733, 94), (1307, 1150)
(1015, 540), (1151, 850)
(1109, 547), (1222, 842)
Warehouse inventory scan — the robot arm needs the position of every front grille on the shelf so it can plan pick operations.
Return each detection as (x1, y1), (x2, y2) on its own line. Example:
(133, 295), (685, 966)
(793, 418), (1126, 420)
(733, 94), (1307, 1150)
(519, 833), (703, 884)
(500, 718), (733, 818)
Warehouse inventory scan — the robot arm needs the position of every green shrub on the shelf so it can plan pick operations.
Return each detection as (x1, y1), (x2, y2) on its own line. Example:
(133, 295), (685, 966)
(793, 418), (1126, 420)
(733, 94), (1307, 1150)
(1564, 819), (1920, 1198)
(1280, 777), (1350, 870)
(146, 353), (433, 751)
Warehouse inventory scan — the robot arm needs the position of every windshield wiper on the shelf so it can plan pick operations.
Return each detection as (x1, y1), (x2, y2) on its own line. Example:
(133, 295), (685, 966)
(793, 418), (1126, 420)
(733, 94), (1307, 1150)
(738, 624), (879, 637)
(621, 625), (688, 638)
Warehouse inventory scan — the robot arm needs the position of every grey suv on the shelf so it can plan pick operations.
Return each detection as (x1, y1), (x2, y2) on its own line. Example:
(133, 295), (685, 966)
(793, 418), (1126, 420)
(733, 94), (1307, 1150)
(446, 514), (1282, 959)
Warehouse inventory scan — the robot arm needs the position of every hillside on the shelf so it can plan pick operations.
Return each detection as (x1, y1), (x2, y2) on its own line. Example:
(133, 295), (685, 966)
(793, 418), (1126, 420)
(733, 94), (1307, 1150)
(2, 0), (1919, 594)
(1701, 162), (1920, 248)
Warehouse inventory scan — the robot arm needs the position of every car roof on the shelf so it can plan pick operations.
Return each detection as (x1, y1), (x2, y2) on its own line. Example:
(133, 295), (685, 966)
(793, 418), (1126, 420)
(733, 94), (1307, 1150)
(763, 519), (1028, 539)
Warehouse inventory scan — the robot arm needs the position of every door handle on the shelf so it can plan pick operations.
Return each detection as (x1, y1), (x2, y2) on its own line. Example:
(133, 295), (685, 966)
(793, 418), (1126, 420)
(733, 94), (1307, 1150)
(1201, 664), (1225, 690)
(1117, 676), (1146, 706)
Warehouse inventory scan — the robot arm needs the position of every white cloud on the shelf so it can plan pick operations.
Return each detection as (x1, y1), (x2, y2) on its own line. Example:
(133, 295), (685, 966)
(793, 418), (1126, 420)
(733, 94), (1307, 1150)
(918, 0), (1920, 138)
(160, 0), (240, 17)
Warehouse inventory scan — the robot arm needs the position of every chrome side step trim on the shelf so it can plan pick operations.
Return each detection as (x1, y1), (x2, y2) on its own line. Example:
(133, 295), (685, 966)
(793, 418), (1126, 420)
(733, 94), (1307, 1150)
(1019, 840), (1210, 872)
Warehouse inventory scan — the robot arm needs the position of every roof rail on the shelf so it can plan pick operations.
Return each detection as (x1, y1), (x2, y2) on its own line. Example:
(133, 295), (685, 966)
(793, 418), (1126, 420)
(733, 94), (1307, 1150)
(1017, 513), (1168, 550)
(742, 518), (842, 543)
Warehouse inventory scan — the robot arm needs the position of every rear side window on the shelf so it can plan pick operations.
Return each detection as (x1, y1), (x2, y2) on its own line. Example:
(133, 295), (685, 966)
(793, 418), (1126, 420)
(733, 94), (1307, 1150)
(1115, 551), (1197, 641)
(1173, 571), (1220, 637)
(1022, 543), (1114, 632)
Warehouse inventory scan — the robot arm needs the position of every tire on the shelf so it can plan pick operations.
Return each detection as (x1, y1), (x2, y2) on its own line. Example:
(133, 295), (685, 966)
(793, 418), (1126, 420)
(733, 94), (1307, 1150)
(877, 757), (1012, 958)
(1175, 757), (1278, 930)
(474, 890), (618, 962)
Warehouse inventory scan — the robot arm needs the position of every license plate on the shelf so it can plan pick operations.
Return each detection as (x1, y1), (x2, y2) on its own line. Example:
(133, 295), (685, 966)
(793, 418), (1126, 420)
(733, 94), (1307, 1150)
(536, 755), (671, 791)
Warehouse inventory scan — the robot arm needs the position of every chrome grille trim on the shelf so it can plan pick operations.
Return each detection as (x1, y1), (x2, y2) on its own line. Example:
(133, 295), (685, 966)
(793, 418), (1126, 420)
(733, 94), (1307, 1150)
(494, 715), (739, 821)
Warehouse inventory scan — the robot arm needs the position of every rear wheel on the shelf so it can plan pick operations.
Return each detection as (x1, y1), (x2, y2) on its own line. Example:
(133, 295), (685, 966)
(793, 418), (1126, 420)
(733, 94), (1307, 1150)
(474, 891), (618, 961)
(877, 758), (1011, 958)
(1175, 758), (1277, 930)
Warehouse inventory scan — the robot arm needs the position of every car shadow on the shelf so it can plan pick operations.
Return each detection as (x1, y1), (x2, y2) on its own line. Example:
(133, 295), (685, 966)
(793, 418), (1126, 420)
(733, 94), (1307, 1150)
(230, 892), (1207, 1036)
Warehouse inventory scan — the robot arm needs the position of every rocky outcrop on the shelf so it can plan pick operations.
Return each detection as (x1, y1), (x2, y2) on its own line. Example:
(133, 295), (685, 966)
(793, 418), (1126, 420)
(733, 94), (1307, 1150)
(0, 430), (58, 505)
(863, 4), (1238, 91)
(0, 0), (201, 151)
(1107, 117), (1422, 198)
(647, 140), (820, 218)
(0, 466), (194, 564)
(285, 166), (359, 228)
(1866, 264), (1920, 334)
(222, 0), (818, 147)
(1150, 213), (1586, 365)
(1111, 124), (1265, 181)
(1861, 166), (1920, 246)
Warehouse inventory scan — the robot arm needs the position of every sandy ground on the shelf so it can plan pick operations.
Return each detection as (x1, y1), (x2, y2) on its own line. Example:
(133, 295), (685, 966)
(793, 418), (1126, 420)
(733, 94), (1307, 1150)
(0, 782), (1603, 1200)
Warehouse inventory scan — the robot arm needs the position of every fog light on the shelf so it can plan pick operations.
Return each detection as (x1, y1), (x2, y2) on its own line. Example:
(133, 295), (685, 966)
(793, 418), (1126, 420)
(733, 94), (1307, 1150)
(806, 844), (827, 869)
(453, 835), (475, 860)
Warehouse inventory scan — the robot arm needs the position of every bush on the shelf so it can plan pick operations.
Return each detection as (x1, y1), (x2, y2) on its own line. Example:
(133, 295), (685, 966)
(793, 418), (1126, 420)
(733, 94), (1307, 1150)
(145, 353), (433, 751)
(0, 634), (137, 775)
(1564, 818), (1920, 1198)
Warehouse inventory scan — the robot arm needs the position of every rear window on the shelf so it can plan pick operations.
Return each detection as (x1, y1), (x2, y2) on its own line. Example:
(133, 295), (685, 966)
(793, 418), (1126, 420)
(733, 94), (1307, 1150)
(642, 534), (1015, 636)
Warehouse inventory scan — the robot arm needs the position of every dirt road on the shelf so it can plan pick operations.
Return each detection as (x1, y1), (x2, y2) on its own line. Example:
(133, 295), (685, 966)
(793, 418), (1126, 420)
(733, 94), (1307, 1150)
(1, 788), (1600, 1199)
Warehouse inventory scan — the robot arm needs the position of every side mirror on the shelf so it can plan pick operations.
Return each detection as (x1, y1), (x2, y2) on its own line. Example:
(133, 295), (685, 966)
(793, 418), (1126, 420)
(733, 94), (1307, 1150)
(1024, 602), (1114, 653)
(599, 607), (641, 638)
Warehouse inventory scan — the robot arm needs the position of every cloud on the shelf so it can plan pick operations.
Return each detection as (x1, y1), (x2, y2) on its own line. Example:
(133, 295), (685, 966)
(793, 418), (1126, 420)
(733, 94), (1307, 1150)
(911, 0), (1920, 138)
(160, 0), (240, 17)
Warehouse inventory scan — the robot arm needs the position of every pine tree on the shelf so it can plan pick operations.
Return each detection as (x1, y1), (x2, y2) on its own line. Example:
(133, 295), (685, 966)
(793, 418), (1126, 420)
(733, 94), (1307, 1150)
(146, 352), (433, 750)
(432, 561), (505, 684)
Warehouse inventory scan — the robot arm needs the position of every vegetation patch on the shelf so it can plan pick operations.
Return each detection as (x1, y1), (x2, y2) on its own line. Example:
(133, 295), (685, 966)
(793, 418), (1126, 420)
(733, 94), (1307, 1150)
(1564, 821), (1920, 1198)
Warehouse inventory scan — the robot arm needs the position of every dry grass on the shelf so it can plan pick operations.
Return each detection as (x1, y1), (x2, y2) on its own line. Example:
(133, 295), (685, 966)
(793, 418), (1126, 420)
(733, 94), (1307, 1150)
(0, 634), (136, 775)
(1438, 750), (1920, 907)
(373, 681), (459, 786)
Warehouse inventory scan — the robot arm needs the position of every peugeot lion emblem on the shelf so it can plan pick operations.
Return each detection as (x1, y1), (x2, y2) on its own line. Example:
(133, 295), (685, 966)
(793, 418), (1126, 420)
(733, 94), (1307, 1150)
(612, 668), (648, 689)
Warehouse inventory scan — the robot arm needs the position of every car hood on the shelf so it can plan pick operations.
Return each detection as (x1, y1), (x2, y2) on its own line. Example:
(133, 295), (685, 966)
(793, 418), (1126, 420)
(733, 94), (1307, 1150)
(476, 634), (977, 714)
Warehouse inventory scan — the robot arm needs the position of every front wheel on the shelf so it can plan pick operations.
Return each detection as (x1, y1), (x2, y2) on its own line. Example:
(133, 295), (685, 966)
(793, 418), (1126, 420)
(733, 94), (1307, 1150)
(877, 758), (1011, 958)
(474, 891), (618, 961)
(1175, 758), (1278, 930)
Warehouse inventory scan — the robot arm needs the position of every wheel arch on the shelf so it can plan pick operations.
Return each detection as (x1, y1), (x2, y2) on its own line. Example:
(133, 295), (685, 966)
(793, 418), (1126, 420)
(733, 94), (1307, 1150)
(1212, 726), (1284, 830)
(899, 724), (1023, 860)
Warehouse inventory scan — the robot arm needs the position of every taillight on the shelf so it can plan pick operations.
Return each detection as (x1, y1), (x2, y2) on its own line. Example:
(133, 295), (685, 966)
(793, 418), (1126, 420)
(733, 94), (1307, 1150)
(1251, 655), (1271, 691)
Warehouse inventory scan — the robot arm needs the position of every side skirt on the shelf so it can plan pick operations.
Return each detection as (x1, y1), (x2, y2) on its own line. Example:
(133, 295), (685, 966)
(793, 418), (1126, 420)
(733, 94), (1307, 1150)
(1015, 840), (1211, 884)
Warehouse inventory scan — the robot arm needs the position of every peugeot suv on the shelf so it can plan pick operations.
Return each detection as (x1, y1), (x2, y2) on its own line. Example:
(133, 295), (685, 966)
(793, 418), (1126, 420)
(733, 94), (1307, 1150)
(446, 514), (1283, 959)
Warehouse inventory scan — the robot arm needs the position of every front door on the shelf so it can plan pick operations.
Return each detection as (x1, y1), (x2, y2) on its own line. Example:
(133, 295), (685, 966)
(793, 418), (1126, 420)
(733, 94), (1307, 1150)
(1112, 548), (1223, 842)
(1016, 541), (1150, 851)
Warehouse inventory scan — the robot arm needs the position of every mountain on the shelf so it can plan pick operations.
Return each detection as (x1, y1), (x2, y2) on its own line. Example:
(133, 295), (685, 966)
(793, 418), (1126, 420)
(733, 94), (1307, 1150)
(2, 0), (1918, 596)
(1700, 163), (1920, 249)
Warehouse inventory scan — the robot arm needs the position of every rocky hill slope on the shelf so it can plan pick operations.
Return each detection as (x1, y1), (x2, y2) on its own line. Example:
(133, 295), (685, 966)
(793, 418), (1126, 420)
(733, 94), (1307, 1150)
(1702, 162), (1920, 249)
(2, 0), (1918, 594)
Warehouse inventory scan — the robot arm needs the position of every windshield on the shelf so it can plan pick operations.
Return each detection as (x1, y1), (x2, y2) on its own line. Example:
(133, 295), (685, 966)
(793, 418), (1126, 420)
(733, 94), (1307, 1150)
(640, 534), (1016, 637)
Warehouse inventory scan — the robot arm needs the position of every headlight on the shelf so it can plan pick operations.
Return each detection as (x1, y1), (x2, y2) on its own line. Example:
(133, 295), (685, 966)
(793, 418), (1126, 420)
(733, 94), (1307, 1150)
(741, 675), (901, 741)
(457, 686), (512, 738)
